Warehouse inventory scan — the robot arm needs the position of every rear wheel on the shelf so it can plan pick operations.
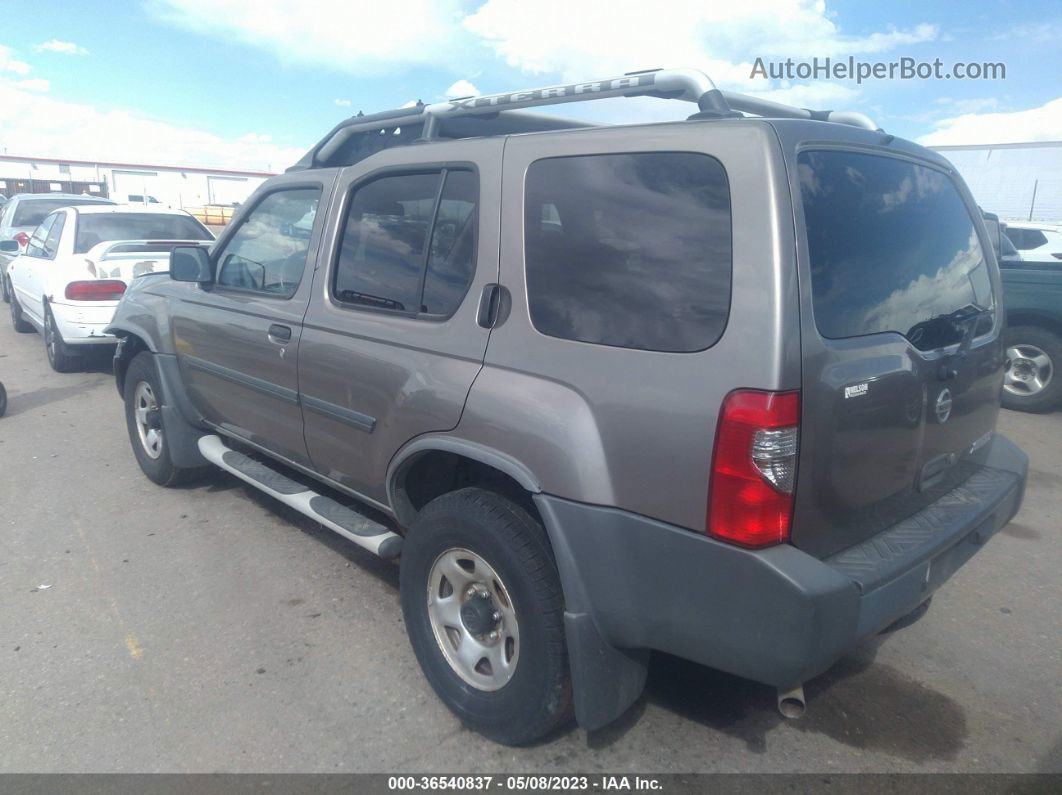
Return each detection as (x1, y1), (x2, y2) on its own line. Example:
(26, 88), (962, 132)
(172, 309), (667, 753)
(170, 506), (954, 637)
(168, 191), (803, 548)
(400, 488), (572, 745)
(1002, 326), (1062, 413)
(124, 351), (206, 486)
(43, 304), (81, 373)
(9, 288), (32, 333)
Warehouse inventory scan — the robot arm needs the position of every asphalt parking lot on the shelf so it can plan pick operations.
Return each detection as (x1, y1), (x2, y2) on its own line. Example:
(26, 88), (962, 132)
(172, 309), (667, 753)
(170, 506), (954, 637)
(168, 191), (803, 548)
(1, 317), (1060, 774)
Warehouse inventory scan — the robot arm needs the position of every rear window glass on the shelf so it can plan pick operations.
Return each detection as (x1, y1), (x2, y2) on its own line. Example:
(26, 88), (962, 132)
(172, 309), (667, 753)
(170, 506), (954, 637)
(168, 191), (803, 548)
(13, 198), (111, 227)
(799, 151), (994, 351)
(524, 152), (732, 352)
(75, 213), (212, 253)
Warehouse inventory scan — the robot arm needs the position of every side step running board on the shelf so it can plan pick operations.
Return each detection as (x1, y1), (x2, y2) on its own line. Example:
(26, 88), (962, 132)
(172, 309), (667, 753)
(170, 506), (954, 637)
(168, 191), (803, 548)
(197, 435), (403, 560)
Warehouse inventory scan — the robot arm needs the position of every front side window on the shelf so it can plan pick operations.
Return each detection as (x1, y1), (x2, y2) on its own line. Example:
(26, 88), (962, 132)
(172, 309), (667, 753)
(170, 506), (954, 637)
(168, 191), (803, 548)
(215, 188), (321, 296)
(524, 152), (732, 352)
(799, 151), (994, 350)
(333, 169), (478, 316)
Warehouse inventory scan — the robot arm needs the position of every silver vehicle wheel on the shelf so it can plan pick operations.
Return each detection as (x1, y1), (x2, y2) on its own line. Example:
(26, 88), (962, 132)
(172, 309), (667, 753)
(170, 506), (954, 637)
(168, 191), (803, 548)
(44, 312), (57, 360)
(426, 547), (520, 691)
(1005, 344), (1053, 396)
(132, 381), (163, 460)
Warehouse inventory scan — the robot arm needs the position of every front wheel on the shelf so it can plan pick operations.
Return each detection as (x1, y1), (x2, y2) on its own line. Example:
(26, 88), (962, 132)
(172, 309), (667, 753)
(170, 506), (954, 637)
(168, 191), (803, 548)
(400, 488), (572, 745)
(9, 289), (32, 333)
(124, 351), (206, 486)
(1, 273), (10, 303)
(1002, 326), (1062, 413)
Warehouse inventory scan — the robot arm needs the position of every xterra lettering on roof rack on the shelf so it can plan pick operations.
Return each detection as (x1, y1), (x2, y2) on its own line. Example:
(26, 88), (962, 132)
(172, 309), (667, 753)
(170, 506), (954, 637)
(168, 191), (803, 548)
(289, 67), (881, 172)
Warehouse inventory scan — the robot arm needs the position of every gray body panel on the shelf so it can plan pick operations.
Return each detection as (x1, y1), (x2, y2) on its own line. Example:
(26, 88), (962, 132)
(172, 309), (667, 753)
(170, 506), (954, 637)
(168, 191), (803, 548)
(297, 139), (503, 503)
(770, 123), (1006, 558)
(169, 170), (338, 466)
(463, 121), (800, 531)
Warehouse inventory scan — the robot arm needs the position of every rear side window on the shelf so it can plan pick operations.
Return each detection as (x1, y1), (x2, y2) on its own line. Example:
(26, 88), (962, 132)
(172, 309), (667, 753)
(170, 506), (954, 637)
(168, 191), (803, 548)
(333, 169), (478, 316)
(524, 152), (732, 352)
(43, 212), (65, 258)
(799, 151), (994, 351)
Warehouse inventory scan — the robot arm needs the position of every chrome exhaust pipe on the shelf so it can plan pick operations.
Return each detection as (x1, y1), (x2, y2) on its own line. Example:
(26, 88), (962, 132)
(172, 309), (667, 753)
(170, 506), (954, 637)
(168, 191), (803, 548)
(777, 685), (806, 719)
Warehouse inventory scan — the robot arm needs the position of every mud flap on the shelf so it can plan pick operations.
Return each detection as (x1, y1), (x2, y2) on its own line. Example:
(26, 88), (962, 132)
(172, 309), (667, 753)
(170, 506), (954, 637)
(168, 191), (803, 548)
(564, 611), (649, 731)
(153, 353), (209, 469)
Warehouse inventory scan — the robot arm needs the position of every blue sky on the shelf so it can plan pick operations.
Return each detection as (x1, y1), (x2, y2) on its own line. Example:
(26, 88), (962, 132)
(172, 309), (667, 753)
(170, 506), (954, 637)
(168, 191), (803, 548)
(0, 0), (1059, 171)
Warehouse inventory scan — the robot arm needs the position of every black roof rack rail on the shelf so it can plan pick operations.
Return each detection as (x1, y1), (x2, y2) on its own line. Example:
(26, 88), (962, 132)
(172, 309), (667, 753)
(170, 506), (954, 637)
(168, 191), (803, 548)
(288, 68), (881, 172)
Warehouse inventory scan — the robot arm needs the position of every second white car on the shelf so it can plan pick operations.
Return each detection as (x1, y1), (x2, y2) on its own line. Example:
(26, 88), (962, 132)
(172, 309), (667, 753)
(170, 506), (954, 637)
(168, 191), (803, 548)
(7, 204), (214, 372)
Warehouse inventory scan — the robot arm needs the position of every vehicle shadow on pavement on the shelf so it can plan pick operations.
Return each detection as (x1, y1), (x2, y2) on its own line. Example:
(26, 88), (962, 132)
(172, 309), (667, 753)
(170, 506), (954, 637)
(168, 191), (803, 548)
(589, 639), (968, 762)
(1, 375), (109, 416)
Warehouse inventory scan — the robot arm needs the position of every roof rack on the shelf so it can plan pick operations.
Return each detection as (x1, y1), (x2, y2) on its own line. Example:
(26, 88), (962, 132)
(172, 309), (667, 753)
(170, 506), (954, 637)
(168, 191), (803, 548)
(289, 68), (881, 172)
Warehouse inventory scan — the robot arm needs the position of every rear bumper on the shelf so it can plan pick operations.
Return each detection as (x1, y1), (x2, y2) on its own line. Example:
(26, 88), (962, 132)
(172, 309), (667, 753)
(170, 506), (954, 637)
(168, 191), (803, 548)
(50, 300), (120, 345)
(536, 432), (1027, 727)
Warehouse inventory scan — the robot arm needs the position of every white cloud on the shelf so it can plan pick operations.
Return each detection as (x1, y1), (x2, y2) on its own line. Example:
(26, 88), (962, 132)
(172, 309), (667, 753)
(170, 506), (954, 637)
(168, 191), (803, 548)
(333, 98), (352, 107)
(35, 39), (89, 56)
(152, 0), (935, 114)
(0, 79), (306, 171)
(446, 79), (479, 98)
(153, 0), (470, 74)
(13, 78), (50, 92)
(463, 0), (936, 90)
(0, 45), (32, 76)
(917, 97), (1062, 146)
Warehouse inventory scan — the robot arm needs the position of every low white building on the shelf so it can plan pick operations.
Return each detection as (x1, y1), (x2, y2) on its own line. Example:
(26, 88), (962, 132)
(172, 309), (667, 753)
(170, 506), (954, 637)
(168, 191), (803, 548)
(929, 141), (1062, 224)
(0, 154), (275, 209)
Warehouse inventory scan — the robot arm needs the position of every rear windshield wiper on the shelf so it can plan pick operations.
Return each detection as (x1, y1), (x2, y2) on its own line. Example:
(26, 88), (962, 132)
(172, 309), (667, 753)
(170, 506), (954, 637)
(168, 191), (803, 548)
(937, 303), (994, 380)
(906, 303), (993, 352)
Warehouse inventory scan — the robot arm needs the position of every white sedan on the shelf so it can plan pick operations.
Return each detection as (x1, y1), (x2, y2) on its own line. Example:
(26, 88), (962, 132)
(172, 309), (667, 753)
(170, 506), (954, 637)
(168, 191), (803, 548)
(7, 204), (214, 372)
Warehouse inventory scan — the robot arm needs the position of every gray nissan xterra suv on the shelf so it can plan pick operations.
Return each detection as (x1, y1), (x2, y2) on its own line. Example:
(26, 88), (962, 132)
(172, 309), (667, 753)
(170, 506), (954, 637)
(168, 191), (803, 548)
(107, 68), (1028, 745)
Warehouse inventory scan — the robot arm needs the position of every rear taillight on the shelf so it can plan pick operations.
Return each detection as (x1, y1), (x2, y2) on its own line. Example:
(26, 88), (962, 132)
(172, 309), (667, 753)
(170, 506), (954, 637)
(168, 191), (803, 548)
(13, 232), (29, 247)
(708, 390), (800, 548)
(64, 280), (126, 301)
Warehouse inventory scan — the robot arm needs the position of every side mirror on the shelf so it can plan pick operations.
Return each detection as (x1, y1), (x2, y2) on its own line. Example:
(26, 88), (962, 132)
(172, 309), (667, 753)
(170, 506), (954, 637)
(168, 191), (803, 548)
(170, 246), (212, 284)
(0, 239), (20, 253)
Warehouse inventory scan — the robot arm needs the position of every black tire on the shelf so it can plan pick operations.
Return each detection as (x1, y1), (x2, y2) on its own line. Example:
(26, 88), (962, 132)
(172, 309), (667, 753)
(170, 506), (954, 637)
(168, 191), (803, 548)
(1, 273), (10, 303)
(43, 303), (81, 373)
(1001, 325), (1062, 413)
(9, 288), (33, 333)
(0, 381), (6, 417)
(400, 488), (572, 745)
(124, 351), (206, 486)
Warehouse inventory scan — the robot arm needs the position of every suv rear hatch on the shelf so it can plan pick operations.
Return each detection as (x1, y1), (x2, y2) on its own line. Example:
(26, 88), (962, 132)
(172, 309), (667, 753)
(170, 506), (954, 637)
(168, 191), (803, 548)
(790, 148), (1003, 559)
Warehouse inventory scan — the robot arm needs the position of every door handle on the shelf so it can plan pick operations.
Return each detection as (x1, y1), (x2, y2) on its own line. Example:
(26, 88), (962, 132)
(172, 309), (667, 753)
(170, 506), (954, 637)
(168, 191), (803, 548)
(477, 283), (507, 329)
(268, 324), (292, 342)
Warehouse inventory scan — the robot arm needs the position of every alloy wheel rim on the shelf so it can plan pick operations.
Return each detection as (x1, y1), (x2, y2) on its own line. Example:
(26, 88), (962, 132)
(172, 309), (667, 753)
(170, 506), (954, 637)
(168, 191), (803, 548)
(1005, 344), (1053, 396)
(426, 547), (520, 691)
(133, 381), (163, 459)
